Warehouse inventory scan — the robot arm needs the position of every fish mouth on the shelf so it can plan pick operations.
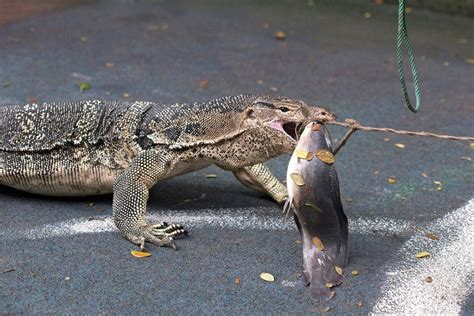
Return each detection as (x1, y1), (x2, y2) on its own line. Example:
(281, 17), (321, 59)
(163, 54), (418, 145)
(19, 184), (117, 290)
(267, 119), (306, 143)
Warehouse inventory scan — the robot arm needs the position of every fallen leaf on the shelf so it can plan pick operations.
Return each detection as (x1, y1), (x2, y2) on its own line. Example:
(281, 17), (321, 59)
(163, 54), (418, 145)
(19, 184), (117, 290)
(405, 6), (413, 13)
(257, 79), (264, 84)
(198, 79), (209, 90)
(466, 58), (474, 65)
(274, 31), (286, 40)
(290, 172), (305, 186)
(80, 36), (88, 42)
(435, 186), (443, 191)
(315, 149), (335, 164)
(270, 86), (278, 92)
(312, 236), (324, 251)
(460, 156), (471, 161)
(471, 143), (474, 150)
(325, 282), (333, 288)
(433, 180), (441, 185)
(387, 176), (397, 184)
(356, 301), (364, 307)
(346, 198), (353, 203)
(27, 96), (38, 103)
(351, 270), (359, 276)
(363, 12), (371, 19)
(311, 124), (321, 131)
(415, 251), (430, 259)
(260, 272), (275, 282)
(235, 277), (241, 285)
(295, 150), (314, 160)
(295, 240), (301, 244)
(457, 38), (467, 44)
(77, 82), (91, 93)
(2, 81), (11, 88)
(123, 93), (130, 98)
(105, 62), (114, 68)
(131, 250), (152, 258)
(304, 203), (323, 213)
(425, 276), (433, 283)
(205, 174), (217, 178)
(394, 143), (405, 149)
(425, 232), (439, 240)
(421, 172), (428, 178)
(384, 137), (390, 142)
(335, 266), (343, 275)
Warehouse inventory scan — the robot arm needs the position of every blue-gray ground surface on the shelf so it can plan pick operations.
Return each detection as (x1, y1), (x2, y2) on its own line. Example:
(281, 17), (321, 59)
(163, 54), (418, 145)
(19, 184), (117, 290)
(1, 0), (473, 314)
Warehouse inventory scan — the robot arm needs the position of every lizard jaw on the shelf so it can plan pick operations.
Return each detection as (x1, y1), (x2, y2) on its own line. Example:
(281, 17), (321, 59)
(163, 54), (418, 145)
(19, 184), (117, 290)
(266, 119), (305, 143)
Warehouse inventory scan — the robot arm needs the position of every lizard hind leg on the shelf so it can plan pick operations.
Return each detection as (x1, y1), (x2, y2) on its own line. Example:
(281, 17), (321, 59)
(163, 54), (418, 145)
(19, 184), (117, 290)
(112, 150), (188, 250)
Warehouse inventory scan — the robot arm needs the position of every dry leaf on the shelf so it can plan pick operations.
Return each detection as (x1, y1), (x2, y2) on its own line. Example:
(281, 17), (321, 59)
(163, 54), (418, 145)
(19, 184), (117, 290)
(421, 172), (428, 178)
(325, 282), (333, 288)
(123, 93), (130, 98)
(387, 176), (397, 184)
(198, 79), (209, 90)
(460, 156), (471, 161)
(257, 79), (264, 84)
(335, 266), (343, 275)
(425, 232), (439, 240)
(363, 12), (371, 18)
(311, 124), (321, 131)
(315, 149), (335, 164)
(394, 143), (405, 149)
(305, 202), (323, 213)
(415, 251), (430, 259)
(105, 62), (114, 68)
(205, 174), (217, 178)
(295, 150), (314, 161)
(351, 270), (359, 276)
(131, 250), (152, 258)
(356, 301), (364, 307)
(270, 86), (278, 92)
(425, 276), (433, 283)
(235, 277), (241, 285)
(470, 143), (474, 150)
(260, 272), (275, 282)
(312, 236), (324, 251)
(466, 58), (474, 65)
(290, 172), (305, 186)
(435, 186), (443, 191)
(274, 31), (286, 40)
(433, 180), (441, 185)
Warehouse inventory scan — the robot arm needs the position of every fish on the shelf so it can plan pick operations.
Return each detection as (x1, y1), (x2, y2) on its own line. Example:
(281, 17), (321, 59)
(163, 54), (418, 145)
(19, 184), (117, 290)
(284, 122), (348, 301)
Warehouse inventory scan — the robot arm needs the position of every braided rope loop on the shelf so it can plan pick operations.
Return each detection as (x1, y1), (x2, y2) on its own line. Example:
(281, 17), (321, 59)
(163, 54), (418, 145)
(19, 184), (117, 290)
(397, 0), (422, 113)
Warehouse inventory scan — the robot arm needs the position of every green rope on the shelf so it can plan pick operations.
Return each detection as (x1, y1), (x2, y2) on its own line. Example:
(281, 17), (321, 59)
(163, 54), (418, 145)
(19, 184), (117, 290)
(397, 0), (422, 113)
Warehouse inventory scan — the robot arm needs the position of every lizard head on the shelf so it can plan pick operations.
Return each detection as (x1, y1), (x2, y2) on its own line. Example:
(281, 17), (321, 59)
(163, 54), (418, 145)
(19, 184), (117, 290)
(244, 96), (336, 152)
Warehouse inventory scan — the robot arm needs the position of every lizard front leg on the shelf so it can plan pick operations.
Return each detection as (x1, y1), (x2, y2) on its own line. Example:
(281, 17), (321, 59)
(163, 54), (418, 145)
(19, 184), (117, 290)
(232, 163), (288, 204)
(113, 150), (186, 250)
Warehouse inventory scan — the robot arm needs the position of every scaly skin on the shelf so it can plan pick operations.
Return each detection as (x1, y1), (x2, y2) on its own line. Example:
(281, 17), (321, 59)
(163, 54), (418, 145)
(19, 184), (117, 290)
(0, 95), (336, 249)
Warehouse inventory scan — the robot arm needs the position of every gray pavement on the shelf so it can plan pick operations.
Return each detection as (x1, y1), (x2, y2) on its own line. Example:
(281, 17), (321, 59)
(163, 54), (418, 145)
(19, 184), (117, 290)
(1, 0), (473, 314)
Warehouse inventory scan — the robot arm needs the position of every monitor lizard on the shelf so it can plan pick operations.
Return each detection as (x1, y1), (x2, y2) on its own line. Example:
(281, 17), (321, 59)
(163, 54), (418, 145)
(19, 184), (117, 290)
(0, 95), (336, 249)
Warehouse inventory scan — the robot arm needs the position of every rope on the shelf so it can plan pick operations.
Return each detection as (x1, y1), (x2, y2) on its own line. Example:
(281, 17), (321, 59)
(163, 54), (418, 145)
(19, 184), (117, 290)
(326, 119), (474, 142)
(397, 0), (422, 113)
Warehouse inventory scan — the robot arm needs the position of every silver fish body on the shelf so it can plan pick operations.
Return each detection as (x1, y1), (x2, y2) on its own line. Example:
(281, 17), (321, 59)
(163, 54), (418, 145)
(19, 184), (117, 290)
(285, 122), (348, 301)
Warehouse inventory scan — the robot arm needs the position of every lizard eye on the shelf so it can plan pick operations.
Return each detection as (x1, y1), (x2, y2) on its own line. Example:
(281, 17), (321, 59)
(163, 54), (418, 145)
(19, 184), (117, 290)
(279, 107), (289, 112)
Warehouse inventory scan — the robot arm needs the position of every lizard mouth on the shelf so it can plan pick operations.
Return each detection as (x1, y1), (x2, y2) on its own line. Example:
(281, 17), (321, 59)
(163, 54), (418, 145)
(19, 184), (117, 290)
(267, 119), (305, 143)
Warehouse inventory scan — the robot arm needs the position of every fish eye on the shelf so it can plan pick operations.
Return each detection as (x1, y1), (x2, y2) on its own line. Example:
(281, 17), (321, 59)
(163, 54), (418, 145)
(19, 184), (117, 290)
(279, 107), (289, 112)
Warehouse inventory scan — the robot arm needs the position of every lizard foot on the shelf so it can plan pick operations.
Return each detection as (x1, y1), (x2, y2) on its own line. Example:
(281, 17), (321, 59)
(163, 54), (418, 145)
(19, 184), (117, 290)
(127, 223), (188, 250)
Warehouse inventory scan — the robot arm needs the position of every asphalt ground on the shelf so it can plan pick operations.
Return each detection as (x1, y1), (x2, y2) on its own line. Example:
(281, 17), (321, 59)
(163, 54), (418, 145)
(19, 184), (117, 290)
(1, 0), (473, 314)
